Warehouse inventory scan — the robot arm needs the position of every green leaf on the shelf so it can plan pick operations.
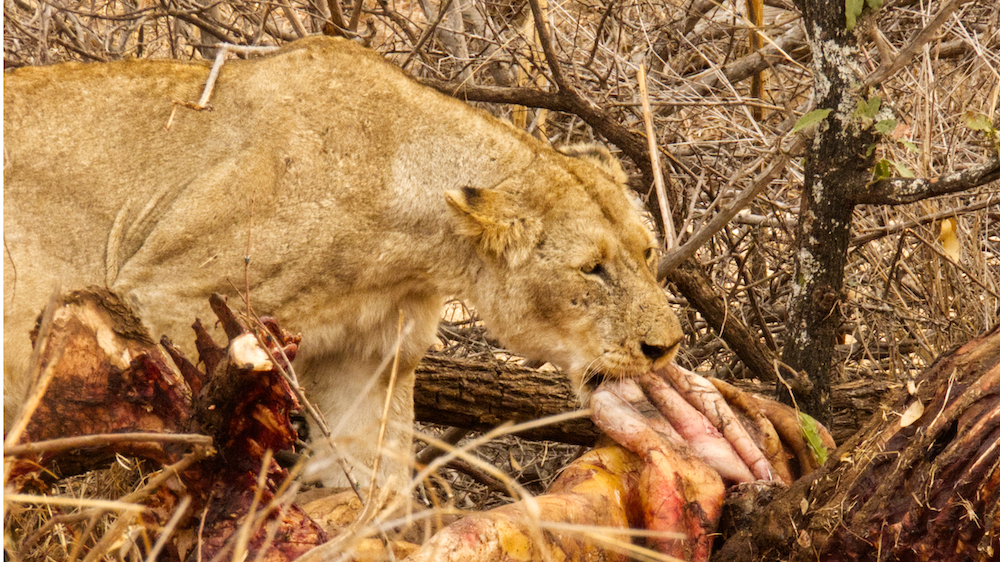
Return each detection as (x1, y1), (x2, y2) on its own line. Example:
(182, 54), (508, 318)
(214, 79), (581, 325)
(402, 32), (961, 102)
(845, 0), (864, 30)
(855, 99), (867, 117)
(865, 143), (877, 158)
(793, 108), (832, 133)
(868, 96), (881, 116)
(866, 0), (883, 11)
(872, 159), (891, 181)
(892, 160), (915, 178)
(874, 118), (896, 135)
(900, 139), (920, 153)
(856, 95), (881, 121)
(964, 112), (995, 133)
(799, 412), (828, 466)
(854, 96), (882, 121)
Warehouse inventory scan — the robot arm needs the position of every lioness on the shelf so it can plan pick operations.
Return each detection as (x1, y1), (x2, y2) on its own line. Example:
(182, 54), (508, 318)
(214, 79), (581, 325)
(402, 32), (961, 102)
(4, 36), (682, 488)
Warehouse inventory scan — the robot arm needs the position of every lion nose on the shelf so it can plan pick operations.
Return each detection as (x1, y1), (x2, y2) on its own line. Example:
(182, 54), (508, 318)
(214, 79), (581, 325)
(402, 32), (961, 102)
(641, 342), (668, 361)
(641, 340), (679, 368)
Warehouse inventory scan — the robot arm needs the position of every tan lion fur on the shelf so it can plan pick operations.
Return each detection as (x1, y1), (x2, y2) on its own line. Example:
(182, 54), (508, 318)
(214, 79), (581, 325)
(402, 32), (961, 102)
(3, 36), (682, 488)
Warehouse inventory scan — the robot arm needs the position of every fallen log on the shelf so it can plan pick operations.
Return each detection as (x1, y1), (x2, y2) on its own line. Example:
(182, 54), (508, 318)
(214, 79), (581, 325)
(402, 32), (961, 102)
(712, 325), (1000, 562)
(414, 354), (893, 446)
(414, 354), (599, 444)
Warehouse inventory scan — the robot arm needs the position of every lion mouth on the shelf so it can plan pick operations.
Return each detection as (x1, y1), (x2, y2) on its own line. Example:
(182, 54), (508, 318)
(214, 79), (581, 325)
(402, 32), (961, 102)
(577, 343), (681, 397)
(581, 372), (609, 395)
(578, 363), (645, 398)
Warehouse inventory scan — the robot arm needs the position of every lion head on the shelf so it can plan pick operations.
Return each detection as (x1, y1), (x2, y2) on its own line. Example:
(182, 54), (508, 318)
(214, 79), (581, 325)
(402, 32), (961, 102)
(445, 144), (683, 395)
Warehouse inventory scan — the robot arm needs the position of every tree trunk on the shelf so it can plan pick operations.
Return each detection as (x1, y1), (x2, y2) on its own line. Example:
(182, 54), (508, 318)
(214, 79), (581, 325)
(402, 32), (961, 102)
(778, 0), (879, 426)
(714, 325), (1000, 562)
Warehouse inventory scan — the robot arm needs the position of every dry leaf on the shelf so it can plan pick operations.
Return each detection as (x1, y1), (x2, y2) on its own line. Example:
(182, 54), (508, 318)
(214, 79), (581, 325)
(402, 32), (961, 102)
(891, 121), (912, 141)
(938, 218), (961, 263)
(900, 400), (925, 428)
(509, 452), (522, 472)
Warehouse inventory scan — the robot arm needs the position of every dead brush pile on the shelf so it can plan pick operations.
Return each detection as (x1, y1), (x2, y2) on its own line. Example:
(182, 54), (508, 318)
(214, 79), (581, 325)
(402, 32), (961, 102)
(4, 0), (999, 560)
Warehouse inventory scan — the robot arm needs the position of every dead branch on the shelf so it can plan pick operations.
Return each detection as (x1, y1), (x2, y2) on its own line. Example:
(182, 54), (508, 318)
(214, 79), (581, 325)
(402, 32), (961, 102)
(861, 0), (972, 89)
(526, 0), (567, 90)
(639, 63), (677, 248)
(664, 23), (808, 118)
(849, 198), (997, 247)
(856, 153), (1000, 205)
(3, 432), (213, 457)
(418, 77), (656, 185)
(325, 0), (347, 34)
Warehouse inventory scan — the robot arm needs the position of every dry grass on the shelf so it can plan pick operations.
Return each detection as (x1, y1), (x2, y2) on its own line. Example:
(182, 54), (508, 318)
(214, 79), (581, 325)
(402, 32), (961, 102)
(5, 459), (153, 561)
(5, 0), (1000, 559)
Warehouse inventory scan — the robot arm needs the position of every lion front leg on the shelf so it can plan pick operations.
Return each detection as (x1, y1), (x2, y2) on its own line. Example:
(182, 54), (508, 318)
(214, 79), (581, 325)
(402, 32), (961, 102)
(298, 351), (419, 492)
(292, 292), (445, 494)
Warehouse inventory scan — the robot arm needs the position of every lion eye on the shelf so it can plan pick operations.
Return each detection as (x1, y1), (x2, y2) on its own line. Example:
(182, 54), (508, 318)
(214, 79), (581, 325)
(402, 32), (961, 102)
(581, 262), (604, 276)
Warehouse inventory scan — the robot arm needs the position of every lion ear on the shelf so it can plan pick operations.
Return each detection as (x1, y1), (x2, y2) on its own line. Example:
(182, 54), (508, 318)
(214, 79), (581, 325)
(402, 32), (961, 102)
(557, 142), (628, 185)
(445, 186), (534, 263)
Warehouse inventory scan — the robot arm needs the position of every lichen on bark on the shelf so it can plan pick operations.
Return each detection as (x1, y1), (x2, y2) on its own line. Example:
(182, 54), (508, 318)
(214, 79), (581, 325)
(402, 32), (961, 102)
(778, 0), (879, 425)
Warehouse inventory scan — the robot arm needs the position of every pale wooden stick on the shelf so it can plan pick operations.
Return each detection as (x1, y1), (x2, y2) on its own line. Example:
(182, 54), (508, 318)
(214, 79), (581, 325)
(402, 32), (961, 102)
(637, 63), (676, 249)
(195, 44), (279, 109)
(4, 432), (213, 457)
